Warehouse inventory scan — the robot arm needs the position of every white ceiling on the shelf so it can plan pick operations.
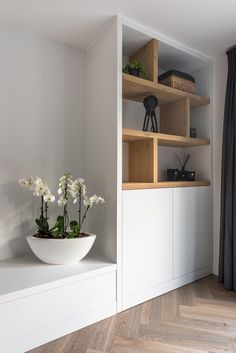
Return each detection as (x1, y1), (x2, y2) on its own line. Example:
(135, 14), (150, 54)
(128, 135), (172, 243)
(0, 0), (235, 57)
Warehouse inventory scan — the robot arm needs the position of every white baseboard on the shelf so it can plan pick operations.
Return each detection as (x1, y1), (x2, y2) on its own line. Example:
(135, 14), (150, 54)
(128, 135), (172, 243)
(122, 266), (212, 311)
(0, 302), (117, 353)
(213, 263), (218, 276)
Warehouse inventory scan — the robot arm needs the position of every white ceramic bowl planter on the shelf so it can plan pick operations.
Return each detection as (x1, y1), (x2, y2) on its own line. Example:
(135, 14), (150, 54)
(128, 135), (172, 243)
(27, 234), (96, 265)
(19, 174), (105, 266)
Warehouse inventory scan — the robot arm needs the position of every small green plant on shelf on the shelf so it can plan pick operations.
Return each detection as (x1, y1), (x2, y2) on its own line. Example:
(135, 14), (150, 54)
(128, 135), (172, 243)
(19, 173), (105, 239)
(123, 60), (145, 77)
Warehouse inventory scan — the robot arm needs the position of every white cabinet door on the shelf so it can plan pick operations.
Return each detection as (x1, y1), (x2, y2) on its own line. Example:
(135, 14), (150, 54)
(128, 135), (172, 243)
(123, 189), (173, 298)
(173, 187), (211, 278)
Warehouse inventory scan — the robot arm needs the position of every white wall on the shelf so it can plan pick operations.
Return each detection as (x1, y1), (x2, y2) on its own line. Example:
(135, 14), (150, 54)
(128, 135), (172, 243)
(0, 26), (85, 260)
(212, 53), (227, 274)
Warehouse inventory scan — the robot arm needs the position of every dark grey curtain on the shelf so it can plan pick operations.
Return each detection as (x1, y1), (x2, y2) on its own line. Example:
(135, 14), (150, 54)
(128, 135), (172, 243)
(219, 47), (236, 290)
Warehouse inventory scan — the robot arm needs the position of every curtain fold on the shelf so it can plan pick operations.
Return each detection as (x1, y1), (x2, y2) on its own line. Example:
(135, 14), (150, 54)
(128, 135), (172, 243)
(219, 47), (236, 290)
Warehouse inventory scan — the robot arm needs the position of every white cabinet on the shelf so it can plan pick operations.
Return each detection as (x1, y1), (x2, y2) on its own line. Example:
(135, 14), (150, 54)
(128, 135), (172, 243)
(122, 189), (173, 299)
(173, 187), (211, 278)
(122, 186), (211, 309)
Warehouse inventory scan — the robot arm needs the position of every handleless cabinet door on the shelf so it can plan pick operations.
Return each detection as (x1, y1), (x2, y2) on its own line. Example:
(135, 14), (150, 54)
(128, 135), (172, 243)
(173, 187), (211, 278)
(123, 189), (173, 298)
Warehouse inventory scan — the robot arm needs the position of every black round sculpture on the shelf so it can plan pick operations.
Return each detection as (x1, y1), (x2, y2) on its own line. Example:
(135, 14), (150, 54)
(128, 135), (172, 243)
(142, 95), (158, 133)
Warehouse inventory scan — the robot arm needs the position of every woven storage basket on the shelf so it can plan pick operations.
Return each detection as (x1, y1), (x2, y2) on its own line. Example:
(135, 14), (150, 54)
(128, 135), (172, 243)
(158, 70), (197, 94)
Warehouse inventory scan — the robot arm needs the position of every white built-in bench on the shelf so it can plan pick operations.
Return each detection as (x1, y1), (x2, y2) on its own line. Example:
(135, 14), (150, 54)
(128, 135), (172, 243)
(0, 255), (117, 353)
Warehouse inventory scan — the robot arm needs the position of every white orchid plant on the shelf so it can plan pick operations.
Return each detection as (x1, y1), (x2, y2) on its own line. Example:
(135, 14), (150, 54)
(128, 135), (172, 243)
(19, 173), (105, 239)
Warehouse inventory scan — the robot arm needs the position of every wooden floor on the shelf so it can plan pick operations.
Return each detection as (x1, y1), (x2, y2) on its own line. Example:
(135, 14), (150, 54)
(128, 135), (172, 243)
(29, 275), (236, 353)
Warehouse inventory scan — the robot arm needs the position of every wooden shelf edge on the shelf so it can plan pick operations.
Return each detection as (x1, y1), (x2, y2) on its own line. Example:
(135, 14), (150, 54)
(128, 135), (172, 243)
(157, 181), (210, 188)
(122, 73), (210, 108)
(123, 128), (157, 141)
(122, 129), (210, 147)
(122, 181), (210, 190)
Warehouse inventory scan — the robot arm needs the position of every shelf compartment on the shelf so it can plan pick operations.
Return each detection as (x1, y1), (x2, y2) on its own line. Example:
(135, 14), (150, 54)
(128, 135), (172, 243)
(123, 181), (210, 190)
(123, 129), (210, 147)
(123, 73), (210, 108)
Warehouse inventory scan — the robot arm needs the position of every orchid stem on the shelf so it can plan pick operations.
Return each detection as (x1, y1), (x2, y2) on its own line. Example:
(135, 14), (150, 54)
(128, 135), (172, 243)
(45, 202), (48, 220)
(78, 188), (82, 229)
(40, 196), (44, 219)
(80, 206), (90, 232)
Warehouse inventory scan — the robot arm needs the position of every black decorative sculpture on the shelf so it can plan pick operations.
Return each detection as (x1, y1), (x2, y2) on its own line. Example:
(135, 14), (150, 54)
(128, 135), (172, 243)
(142, 95), (159, 133)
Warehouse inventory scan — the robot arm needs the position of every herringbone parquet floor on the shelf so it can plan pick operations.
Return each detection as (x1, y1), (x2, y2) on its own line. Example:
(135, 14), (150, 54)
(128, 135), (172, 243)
(29, 275), (236, 353)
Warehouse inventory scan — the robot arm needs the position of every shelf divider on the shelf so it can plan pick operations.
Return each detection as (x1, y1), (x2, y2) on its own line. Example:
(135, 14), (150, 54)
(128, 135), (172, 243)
(129, 138), (157, 182)
(129, 39), (158, 83)
(160, 97), (190, 137)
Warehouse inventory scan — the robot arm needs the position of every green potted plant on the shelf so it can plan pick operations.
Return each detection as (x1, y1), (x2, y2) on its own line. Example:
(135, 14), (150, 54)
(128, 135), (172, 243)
(123, 60), (145, 77)
(19, 173), (105, 265)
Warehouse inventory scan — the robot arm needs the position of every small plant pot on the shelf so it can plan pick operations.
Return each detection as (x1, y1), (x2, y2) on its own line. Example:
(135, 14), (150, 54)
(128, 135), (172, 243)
(27, 234), (96, 265)
(128, 67), (140, 77)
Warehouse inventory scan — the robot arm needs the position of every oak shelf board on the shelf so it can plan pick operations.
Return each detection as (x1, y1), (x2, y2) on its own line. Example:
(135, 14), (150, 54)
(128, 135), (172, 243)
(157, 181), (210, 188)
(122, 73), (210, 108)
(122, 181), (210, 190)
(122, 129), (210, 147)
(123, 128), (157, 142)
(157, 133), (210, 147)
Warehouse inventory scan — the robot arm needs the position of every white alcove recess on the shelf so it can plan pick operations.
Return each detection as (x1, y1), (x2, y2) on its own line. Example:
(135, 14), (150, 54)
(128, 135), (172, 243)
(0, 16), (213, 353)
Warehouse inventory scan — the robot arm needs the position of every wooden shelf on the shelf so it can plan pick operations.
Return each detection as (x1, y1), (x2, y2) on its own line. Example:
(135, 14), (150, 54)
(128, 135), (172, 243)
(157, 133), (209, 147)
(123, 129), (157, 142)
(123, 129), (210, 147)
(123, 181), (210, 190)
(123, 73), (210, 108)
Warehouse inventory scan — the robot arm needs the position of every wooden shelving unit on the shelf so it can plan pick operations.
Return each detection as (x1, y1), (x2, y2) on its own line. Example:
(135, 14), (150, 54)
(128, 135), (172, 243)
(122, 37), (211, 190)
